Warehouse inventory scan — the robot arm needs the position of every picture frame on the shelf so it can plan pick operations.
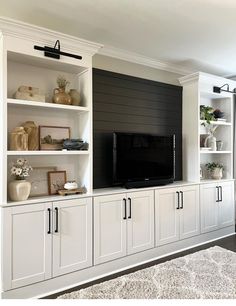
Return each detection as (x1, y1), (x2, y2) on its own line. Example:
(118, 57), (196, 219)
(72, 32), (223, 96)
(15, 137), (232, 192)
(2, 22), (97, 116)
(28, 166), (57, 197)
(39, 125), (71, 150)
(48, 170), (67, 195)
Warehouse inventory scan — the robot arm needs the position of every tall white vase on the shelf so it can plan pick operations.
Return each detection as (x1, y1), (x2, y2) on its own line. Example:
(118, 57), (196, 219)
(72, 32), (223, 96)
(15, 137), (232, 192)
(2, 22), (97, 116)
(9, 179), (31, 201)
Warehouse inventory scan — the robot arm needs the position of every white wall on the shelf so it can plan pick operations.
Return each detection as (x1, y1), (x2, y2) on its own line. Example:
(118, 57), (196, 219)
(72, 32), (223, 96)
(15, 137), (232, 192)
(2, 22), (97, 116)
(93, 54), (182, 86)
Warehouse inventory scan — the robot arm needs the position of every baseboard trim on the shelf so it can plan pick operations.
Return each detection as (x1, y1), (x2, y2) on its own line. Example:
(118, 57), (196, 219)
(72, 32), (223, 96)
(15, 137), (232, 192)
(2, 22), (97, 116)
(2, 226), (235, 299)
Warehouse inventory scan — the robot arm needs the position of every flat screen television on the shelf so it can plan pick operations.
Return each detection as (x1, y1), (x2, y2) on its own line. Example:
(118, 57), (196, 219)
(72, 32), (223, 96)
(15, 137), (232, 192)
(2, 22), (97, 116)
(113, 132), (175, 188)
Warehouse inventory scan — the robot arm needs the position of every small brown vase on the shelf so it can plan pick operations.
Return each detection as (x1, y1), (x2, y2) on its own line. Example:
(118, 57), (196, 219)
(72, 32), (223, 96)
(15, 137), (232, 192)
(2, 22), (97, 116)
(52, 86), (72, 105)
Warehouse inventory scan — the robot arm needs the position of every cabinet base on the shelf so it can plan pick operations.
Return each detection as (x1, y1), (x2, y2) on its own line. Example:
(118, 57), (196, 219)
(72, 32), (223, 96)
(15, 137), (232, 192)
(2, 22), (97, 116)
(2, 226), (235, 299)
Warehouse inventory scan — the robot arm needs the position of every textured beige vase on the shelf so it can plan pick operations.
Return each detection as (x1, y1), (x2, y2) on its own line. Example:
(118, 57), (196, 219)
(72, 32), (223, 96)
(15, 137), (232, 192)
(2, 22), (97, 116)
(9, 180), (31, 201)
(211, 168), (223, 180)
(10, 127), (28, 151)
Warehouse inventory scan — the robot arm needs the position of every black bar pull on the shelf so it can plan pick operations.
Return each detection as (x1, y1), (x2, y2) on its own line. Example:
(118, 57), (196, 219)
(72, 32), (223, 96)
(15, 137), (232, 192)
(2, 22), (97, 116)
(123, 198), (127, 220)
(176, 191), (180, 209)
(180, 191), (184, 209)
(128, 197), (131, 219)
(219, 186), (223, 202)
(47, 208), (51, 234)
(216, 186), (219, 202)
(55, 207), (59, 233)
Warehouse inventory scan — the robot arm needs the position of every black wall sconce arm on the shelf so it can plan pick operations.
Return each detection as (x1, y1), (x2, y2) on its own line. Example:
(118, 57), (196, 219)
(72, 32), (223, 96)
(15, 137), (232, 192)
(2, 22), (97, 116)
(34, 40), (82, 60)
(213, 83), (236, 94)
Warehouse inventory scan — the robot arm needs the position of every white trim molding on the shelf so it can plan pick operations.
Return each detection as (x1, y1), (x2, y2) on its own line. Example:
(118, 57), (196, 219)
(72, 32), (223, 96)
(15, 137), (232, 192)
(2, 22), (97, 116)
(99, 45), (194, 76)
(0, 17), (103, 56)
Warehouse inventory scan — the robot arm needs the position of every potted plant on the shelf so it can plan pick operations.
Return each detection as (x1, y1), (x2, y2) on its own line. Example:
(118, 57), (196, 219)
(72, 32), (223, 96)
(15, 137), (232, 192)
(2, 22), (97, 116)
(200, 105), (215, 125)
(8, 158), (33, 201)
(205, 162), (223, 180)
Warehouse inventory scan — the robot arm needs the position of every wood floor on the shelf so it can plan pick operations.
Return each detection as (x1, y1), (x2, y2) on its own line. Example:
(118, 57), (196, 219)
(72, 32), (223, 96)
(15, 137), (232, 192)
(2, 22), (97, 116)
(44, 233), (236, 299)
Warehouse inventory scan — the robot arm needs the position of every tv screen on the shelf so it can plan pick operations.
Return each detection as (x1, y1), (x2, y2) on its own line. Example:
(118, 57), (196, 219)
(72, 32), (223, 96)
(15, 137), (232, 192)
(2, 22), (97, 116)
(113, 132), (175, 188)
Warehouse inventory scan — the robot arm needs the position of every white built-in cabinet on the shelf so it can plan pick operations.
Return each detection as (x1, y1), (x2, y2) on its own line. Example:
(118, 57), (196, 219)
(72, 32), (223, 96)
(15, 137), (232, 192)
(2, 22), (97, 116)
(94, 190), (154, 265)
(200, 181), (234, 233)
(2, 203), (52, 290)
(2, 198), (92, 290)
(155, 185), (200, 246)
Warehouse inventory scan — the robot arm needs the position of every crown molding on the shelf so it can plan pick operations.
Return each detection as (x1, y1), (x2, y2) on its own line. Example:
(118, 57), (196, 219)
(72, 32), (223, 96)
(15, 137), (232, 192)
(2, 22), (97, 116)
(179, 71), (236, 87)
(99, 45), (194, 76)
(0, 17), (103, 56)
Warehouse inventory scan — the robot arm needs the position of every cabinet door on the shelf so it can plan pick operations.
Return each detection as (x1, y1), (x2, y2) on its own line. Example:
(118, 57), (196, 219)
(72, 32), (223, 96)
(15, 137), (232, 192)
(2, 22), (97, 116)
(94, 193), (127, 265)
(179, 185), (200, 240)
(200, 183), (218, 233)
(2, 203), (52, 290)
(218, 181), (235, 228)
(127, 190), (154, 255)
(53, 198), (92, 277)
(155, 188), (179, 246)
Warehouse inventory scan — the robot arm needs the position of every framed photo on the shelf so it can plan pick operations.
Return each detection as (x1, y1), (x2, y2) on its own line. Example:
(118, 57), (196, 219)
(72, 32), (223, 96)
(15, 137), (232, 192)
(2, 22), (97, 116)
(48, 171), (67, 195)
(39, 125), (70, 150)
(28, 166), (57, 197)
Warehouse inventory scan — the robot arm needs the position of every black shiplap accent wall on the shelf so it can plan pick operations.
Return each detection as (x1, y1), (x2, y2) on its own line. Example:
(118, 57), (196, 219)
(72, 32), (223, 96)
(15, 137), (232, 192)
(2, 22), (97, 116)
(93, 68), (182, 189)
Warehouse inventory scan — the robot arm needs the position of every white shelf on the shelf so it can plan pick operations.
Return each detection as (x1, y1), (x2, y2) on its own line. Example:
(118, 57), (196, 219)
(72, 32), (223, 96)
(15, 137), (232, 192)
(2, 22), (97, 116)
(7, 150), (89, 156)
(200, 120), (231, 126)
(7, 98), (89, 113)
(200, 150), (232, 154)
(3, 193), (92, 207)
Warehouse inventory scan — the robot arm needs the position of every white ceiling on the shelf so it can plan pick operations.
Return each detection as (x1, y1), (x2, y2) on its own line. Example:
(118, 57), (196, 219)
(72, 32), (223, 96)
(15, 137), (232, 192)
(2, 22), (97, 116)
(1, 0), (236, 76)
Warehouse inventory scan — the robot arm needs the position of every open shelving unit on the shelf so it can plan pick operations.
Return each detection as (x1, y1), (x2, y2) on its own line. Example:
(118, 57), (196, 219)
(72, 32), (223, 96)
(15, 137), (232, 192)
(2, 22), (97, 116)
(0, 22), (102, 205)
(179, 72), (235, 182)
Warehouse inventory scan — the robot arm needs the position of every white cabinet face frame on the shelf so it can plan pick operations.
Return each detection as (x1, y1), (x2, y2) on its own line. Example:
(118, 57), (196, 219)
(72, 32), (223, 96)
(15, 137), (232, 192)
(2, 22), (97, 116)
(155, 185), (200, 246)
(200, 181), (234, 233)
(94, 190), (155, 264)
(127, 190), (154, 255)
(94, 193), (127, 265)
(2, 203), (52, 291)
(155, 188), (180, 246)
(218, 181), (235, 228)
(52, 198), (93, 277)
(179, 185), (200, 240)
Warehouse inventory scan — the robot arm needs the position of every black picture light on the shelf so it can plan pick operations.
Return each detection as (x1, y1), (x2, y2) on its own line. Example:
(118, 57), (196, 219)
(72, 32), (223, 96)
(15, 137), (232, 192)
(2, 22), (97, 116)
(34, 40), (82, 60)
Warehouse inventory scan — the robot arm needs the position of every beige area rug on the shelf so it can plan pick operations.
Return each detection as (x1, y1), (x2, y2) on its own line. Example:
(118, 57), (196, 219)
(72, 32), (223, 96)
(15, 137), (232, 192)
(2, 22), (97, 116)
(57, 246), (236, 299)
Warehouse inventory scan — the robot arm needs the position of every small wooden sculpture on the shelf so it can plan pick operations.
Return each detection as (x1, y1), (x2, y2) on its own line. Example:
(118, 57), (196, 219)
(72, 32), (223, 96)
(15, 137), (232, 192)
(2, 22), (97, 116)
(22, 121), (39, 150)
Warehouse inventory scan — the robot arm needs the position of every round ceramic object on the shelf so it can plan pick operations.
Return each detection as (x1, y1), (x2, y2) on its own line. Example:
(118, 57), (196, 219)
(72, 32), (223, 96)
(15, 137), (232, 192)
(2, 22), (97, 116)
(64, 181), (78, 190)
(9, 180), (31, 201)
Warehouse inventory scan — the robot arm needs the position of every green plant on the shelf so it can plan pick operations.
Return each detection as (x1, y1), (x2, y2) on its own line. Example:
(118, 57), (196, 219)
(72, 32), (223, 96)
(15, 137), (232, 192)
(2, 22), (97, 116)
(200, 105), (215, 125)
(205, 162), (223, 172)
(56, 75), (70, 88)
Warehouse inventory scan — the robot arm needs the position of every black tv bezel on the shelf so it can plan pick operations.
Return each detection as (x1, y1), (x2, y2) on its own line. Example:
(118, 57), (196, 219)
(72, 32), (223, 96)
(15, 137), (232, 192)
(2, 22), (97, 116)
(113, 132), (175, 188)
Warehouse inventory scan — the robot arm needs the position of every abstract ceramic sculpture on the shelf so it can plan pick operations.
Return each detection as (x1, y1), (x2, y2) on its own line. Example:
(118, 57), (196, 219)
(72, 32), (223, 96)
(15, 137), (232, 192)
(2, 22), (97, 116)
(10, 127), (28, 151)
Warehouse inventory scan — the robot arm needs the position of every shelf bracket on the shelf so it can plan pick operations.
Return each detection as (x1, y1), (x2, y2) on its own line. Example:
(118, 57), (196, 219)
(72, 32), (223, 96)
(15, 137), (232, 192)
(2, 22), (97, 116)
(34, 40), (82, 60)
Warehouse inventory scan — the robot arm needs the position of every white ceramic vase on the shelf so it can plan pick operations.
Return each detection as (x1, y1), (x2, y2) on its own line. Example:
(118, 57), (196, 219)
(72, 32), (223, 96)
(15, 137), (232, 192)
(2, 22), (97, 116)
(211, 168), (223, 180)
(9, 179), (31, 201)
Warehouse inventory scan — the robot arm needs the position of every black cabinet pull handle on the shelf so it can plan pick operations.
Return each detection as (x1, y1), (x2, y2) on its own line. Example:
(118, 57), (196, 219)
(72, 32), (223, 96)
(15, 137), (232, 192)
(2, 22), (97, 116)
(123, 198), (127, 220)
(47, 208), (51, 234)
(216, 186), (219, 202)
(219, 186), (223, 202)
(176, 191), (180, 209)
(180, 191), (184, 209)
(128, 197), (131, 219)
(55, 207), (59, 233)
